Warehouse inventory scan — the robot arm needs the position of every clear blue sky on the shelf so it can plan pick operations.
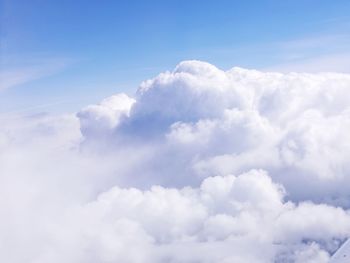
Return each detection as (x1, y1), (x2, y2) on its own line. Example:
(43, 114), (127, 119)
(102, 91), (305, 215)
(1, 0), (350, 114)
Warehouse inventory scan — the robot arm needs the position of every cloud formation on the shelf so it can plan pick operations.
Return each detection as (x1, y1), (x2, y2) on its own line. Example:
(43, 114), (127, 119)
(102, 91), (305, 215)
(2, 60), (350, 262)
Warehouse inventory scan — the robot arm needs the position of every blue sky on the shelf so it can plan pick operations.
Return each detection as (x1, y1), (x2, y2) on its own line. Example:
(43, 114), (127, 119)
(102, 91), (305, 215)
(1, 0), (350, 114)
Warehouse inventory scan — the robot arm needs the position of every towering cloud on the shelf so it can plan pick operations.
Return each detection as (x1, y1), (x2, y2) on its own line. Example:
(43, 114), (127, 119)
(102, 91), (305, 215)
(1, 61), (350, 262)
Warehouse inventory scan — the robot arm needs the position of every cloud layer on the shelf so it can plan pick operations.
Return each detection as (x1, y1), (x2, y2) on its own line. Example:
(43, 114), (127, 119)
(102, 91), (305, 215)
(2, 60), (350, 262)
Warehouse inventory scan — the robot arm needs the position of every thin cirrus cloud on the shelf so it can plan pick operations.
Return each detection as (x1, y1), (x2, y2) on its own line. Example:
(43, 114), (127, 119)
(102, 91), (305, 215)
(263, 34), (350, 73)
(265, 52), (350, 73)
(0, 56), (71, 90)
(1, 60), (350, 262)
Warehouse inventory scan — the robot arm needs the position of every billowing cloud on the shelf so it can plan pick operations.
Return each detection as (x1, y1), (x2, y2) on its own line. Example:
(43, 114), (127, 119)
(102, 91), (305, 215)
(79, 60), (350, 204)
(1, 60), (350, 262)
(78, 93), (135, 138)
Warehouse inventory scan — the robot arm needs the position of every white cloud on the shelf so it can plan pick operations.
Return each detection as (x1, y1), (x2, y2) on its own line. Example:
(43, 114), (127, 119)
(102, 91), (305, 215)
(2, 166), (349, 262)
(78, 60), (350, 203)
(78, 93), (135, 138)
(2, 60), (350, 262)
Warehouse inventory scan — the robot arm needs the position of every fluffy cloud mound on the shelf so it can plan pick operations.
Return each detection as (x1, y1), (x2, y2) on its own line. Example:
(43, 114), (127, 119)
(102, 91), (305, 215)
(2, 60), (350, 262)
(78, 93), (135, 138)
(3, 168), (349, 262)
(80, 60), (350, 205)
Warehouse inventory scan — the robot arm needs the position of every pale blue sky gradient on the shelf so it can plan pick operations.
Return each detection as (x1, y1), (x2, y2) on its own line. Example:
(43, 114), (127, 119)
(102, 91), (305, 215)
(1, 0), (350, 114)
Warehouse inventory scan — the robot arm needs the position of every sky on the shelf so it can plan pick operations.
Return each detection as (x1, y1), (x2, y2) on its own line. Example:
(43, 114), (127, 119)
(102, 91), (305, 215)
(2, 2), (350, 262)
(1, 0), (350, 115)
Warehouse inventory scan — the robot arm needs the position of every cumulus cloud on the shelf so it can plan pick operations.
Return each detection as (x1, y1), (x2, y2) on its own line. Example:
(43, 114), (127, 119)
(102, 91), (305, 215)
(78, 93), (135, 138)
(78, 60), (350, 203)
(2, 60), (350, 262)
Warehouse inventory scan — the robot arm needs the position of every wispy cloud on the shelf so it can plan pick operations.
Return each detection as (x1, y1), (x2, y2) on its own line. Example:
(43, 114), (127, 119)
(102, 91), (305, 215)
(265, 52), (350, 73)
(263, 34), (350, 73)
(0, 56), (71, 90)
